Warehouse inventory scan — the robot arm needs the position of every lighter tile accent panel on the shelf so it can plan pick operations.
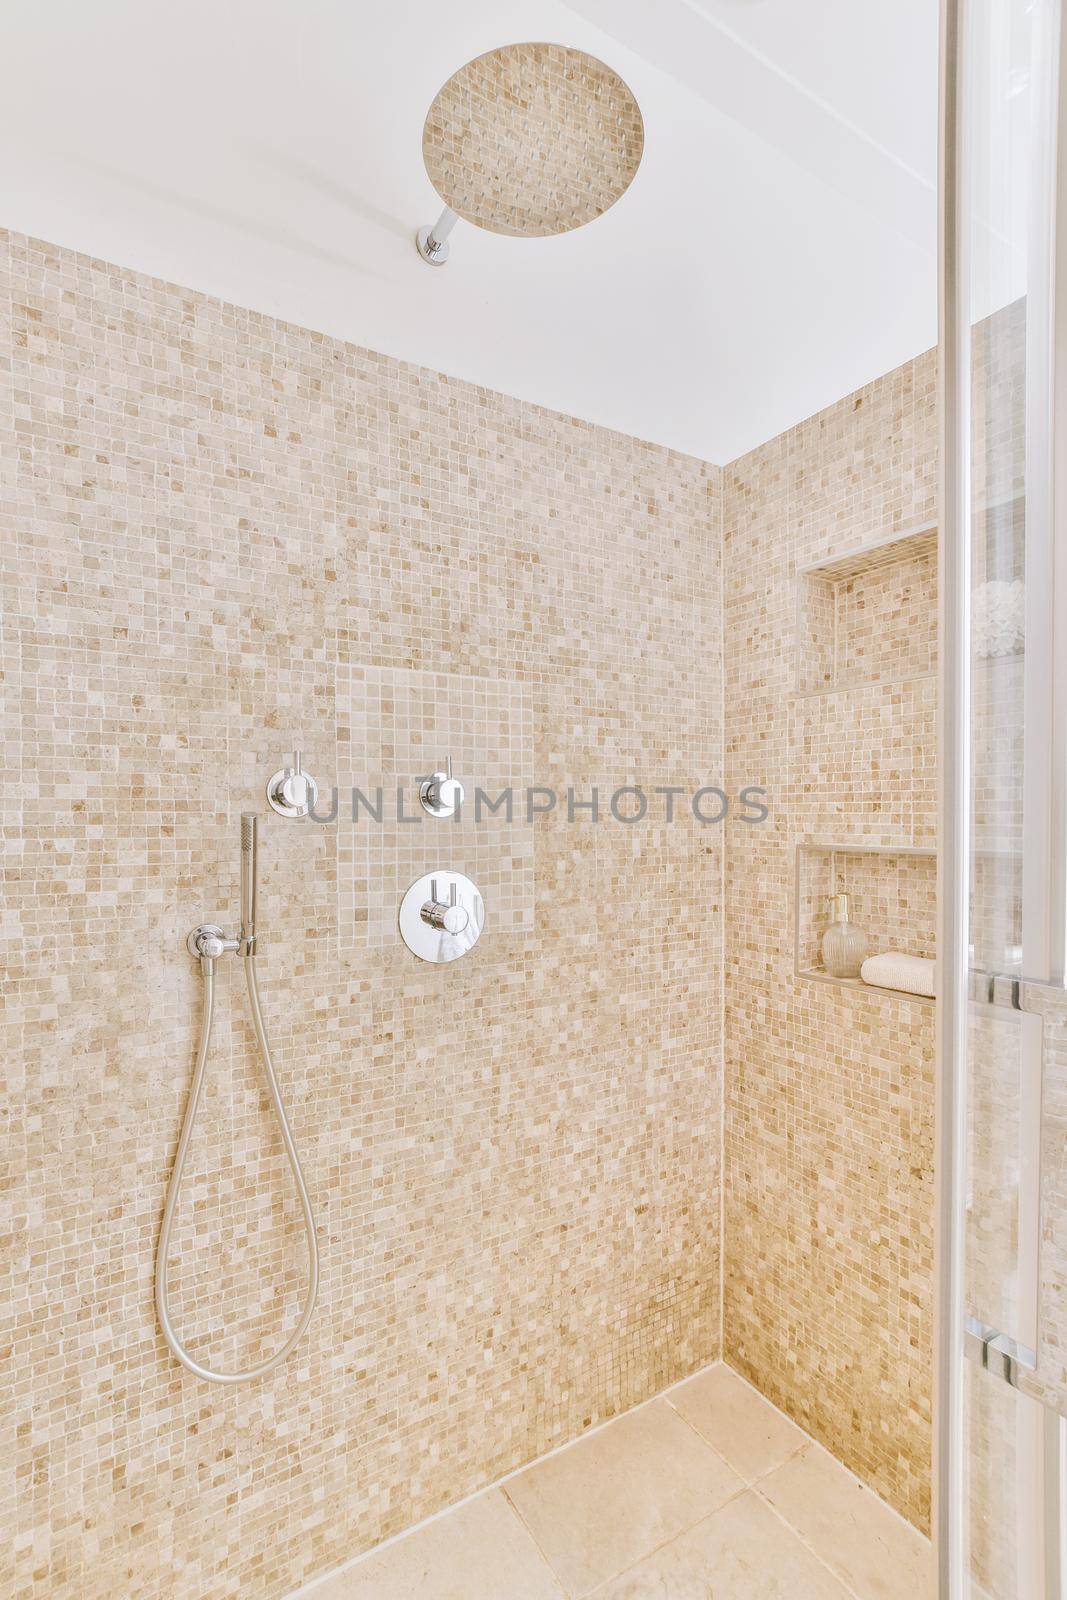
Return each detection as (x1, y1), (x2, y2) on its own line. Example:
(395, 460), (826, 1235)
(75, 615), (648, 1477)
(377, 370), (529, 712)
(335, 664), (534, 948)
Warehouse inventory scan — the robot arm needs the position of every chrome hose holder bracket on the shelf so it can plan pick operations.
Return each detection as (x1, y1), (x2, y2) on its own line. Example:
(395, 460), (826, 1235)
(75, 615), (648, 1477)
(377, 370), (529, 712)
(186, 924), (241, 965)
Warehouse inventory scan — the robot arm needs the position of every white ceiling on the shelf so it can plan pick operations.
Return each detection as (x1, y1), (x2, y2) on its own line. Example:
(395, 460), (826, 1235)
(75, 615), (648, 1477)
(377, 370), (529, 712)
(0, 0), (938, 462)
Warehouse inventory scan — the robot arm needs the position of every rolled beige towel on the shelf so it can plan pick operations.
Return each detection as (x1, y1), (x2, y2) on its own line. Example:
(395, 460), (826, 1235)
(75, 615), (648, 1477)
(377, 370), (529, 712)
(860, 951), (936, 997)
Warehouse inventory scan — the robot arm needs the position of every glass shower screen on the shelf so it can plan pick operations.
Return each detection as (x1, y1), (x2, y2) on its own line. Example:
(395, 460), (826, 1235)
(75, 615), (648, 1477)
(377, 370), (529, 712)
(942, 0), (1067, 1594)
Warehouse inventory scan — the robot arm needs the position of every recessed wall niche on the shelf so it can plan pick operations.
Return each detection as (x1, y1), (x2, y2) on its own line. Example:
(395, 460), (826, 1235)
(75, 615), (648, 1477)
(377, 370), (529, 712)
(794, 840), (937, 1001)
(796, 524), (938, 695)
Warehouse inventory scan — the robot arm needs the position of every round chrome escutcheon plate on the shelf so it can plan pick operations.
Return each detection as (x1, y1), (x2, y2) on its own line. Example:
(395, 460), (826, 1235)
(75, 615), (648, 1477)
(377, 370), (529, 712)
(399, 871), (485, 963)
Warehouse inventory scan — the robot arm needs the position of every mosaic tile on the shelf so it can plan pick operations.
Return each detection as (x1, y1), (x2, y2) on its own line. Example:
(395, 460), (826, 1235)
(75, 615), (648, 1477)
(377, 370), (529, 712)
(0, 229), (721, 1599)
(723, 347), (939, 1531)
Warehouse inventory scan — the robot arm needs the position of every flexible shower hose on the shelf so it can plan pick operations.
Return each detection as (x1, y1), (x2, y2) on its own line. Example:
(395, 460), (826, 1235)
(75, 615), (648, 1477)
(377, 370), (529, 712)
(155, 953), (319, 1384)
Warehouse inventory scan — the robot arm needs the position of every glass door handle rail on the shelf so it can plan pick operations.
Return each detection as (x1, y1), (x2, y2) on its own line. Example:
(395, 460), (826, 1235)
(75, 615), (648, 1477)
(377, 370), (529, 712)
(969, 970), (1067, 1008)
(964, 1316), (1038, 1391)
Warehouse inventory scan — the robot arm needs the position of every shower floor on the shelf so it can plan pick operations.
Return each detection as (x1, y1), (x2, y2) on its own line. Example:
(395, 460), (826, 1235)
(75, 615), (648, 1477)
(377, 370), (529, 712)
(297, 1363), (934, 1599)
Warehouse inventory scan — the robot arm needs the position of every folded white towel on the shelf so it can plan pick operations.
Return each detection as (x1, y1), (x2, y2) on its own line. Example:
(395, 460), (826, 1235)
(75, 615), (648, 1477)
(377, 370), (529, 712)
(860, 951), (936, 997)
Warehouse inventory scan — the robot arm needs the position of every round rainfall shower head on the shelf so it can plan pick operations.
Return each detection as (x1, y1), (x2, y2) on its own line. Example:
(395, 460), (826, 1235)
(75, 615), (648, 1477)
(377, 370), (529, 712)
(416, 42), (643, 263)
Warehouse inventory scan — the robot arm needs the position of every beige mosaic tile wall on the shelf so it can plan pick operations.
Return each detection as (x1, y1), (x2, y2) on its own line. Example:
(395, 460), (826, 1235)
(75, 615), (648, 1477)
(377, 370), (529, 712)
(1, 231), (723, 1599)
(722, 351), (939, 1530)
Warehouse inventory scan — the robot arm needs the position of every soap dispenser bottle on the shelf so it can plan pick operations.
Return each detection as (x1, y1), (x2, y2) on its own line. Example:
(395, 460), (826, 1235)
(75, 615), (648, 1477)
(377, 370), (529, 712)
(822, 892), (868, 979)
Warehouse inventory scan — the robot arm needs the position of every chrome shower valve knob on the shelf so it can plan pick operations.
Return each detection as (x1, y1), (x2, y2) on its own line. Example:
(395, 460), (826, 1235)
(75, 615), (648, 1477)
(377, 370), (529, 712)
(399, 870), (484, 962)
(420, 756), (465, 818)
(421, 879), (470, 934)
(267, 751), (319, 818)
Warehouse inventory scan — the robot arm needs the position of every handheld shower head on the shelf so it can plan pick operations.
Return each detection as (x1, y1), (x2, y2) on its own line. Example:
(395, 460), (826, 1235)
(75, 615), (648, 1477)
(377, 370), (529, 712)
(160, 804), (319, 1381)
(240, 812), (258, 946)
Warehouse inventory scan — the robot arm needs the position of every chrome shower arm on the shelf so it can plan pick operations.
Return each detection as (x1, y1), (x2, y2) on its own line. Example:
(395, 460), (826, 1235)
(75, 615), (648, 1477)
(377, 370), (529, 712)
(416, 205), (458, 265)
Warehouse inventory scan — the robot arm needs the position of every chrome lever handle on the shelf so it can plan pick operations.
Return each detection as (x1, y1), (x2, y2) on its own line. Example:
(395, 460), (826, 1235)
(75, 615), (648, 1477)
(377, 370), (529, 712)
(267, 751), (319, 818)
(420, 877), (469, 934)
(420, 756), (465, 818)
